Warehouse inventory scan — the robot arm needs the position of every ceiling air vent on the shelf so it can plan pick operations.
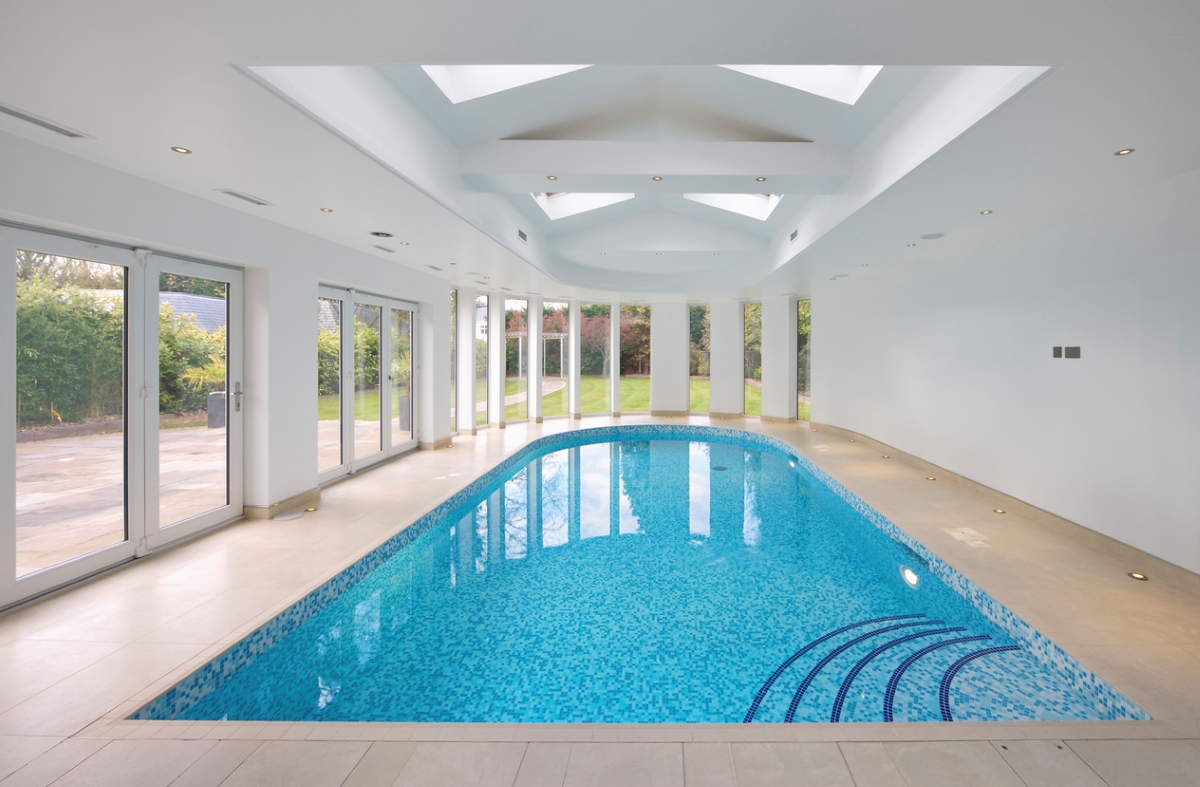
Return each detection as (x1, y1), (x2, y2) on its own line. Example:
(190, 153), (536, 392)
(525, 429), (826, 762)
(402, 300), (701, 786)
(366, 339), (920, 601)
(0, 102), (88, 138)
(215, 189), (271, 206)
(790, 229), (799, 242)
(428, 265), (444, 271)
(371, 245), (395, 253)
(517, 229), (527, 243)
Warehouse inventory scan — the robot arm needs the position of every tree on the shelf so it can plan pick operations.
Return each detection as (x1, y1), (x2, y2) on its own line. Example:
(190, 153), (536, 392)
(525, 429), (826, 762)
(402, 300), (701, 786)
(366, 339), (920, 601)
(619, 305), (651, 375)
(579, 311), (610, 376)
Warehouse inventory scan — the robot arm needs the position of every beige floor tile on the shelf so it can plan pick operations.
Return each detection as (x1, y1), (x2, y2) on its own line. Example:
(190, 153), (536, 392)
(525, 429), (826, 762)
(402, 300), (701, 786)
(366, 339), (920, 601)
(513, 742), (572, 787)
(730, 742), (854, 787)
(1068, 739), (1200, 787)
(0, 642), (204, 736)
(393, 742), (527, 787)
(563, 743), (683, 787)
(991, 740), (1106, 787)
(0, 640), (124, 716)
(884, 741), (1024, 787)
(0, 738), (108, 787)
(220, 741), (370, 787)
(837, 742), (906, 787)
(50, 739), (214, 787)
(0, 737), (62, 782)
(169, 740), (262, 787)
(682, 742), (735, 787)
(341, 742), (417, 787)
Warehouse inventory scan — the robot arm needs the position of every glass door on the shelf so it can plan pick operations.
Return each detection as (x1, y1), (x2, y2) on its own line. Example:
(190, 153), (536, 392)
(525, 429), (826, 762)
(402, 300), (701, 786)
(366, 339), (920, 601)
(2, 227), (243, 606)
(147, 257), (243, 546)
(389, 306), (414, 451)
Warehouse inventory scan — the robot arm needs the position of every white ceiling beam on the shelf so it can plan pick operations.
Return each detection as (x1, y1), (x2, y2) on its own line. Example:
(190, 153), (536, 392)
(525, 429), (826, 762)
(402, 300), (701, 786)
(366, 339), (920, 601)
(459, 140), (850, 193)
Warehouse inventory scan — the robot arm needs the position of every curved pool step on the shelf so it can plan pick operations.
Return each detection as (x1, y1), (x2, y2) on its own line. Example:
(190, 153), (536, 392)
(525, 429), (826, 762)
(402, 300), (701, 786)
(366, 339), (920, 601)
(882, 636), (993, 722)
(829, 627), (966, 723)
(783, 619), (949, 722)
(938, 645), (1022, 721)
(742, 614), (927, 723)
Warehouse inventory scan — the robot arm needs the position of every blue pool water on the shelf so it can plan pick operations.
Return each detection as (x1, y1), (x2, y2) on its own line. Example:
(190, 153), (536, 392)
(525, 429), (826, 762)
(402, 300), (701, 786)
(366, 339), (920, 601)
(136, 426), (1146, 724)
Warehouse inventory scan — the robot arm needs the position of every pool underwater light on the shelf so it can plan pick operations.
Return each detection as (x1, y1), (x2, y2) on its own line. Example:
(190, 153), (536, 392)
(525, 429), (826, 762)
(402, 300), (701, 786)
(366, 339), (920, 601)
(901, 567), (919, 587)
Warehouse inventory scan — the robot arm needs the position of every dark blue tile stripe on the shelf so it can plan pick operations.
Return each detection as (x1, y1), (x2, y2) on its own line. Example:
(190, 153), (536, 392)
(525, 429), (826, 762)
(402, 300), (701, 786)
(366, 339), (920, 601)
(938, 646), (1022, 722)
(783, 620), (946, 723)
(742, 614), (926, 723)
(882, 636), (991, 722)
(829, 627), (966, 723)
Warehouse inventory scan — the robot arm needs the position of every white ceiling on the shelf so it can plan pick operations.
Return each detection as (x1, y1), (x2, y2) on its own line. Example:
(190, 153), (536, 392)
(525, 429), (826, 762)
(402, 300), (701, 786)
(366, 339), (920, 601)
(0, 0), (1197, 302)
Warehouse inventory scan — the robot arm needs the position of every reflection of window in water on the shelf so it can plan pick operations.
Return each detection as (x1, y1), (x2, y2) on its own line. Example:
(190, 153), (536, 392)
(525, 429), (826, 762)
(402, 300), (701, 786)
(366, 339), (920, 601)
(504, 467), (528, 559)
(474, 500), (488, 573)
(316, 625), (343, 710)
(541, 451), (569, 548)
(578, 443), (610, 539)
(689, 442), (711, 537)
(354, 591), (381, 666)
(743, 451), (761, 547)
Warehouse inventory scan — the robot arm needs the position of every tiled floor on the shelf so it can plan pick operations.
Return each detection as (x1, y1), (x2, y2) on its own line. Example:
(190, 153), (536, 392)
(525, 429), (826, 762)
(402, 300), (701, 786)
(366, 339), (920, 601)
(3, 416), (1200, 785)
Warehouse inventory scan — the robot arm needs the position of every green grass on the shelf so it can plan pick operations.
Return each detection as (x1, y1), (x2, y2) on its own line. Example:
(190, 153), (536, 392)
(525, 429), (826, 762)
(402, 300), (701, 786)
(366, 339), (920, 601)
(797, 401), (811, 421)
(745, 383), (761, 416)
(689, 380), (710, 412)
(579, 375), (611, 414)
(619, 376), (650, 412)
(318, 390), (380, 421)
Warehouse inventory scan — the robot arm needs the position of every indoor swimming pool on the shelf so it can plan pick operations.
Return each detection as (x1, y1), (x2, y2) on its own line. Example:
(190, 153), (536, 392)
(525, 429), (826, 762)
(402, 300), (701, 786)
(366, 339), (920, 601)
(133, 426), (1147, 724)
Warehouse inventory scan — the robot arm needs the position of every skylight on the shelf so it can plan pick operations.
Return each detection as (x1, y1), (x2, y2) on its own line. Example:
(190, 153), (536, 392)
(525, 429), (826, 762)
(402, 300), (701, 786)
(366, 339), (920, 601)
(421, 65), (592, 104)
(718, 65), (883, 105)
(683, 193), (783, 221)
(532, 192), (635, 220)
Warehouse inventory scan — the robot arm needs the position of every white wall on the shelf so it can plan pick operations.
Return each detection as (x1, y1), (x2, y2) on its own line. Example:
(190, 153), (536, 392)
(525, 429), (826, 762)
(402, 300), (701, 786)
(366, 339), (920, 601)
(650, 303), (690, 413)
(0, 130), (452, 508)
(709, 301), (744, 415)
(813, 166), (1200, 572)
(761, 296), (798, 420)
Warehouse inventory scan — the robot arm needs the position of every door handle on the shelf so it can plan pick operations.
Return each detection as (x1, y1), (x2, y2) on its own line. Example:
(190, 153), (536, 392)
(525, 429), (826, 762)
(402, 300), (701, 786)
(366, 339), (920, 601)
(233, 382), (243, 412)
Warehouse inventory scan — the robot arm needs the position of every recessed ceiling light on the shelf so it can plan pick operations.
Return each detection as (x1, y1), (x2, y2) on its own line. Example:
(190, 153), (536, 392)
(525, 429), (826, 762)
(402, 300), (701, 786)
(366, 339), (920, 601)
(1115, 148), (1135, 156)
(320, 207), (333, 213)
(1128, 572), (1148, 581)
(861, 264), (868, 267)
(656, 252), (662, 256)
(713, 252), (719, 256)
(830, 277), (837, 280)
(371, 231), (392, 237)
(170, 146), (191, 154)
(907, 243), (916, 247)
(399, 241), (410, 246)
(756, 177), (766, 182)
(547, 175), (558, 180)
(652, 176), (663, 181)
(980, 209), (993, 215)
(600, 252), (606, 256)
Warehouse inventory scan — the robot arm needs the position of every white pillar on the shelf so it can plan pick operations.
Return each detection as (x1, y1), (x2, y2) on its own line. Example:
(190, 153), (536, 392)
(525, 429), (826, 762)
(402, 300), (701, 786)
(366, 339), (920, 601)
(761, 296), (798, 422)
(650, 302), (690, 414)
(418, 289), (451, 448)
(568, 300), (582, 418)
(709, 300), (743, 416)
(488, 294), (505, 427)
(456, 286), (477, 435)
(610, 301), (621, 414)
(529, 296), (543, 422)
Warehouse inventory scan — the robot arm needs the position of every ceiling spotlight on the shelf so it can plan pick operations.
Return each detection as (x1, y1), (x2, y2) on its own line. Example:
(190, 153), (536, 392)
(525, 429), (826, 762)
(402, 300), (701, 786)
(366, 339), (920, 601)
(399, 241), (410, 246)
(980, 209), (993, 215)
(170, 146), (191, 154)
(371, 231), (392, 237)
(547, 175), (558, 180)
(861, 264), (868, 267)
(656, 252), (662, 256)
(600, 252), (607, 256)
(320, 207), (333, 213)
(907, 243), (916, 247)
(756, 177), (766, 182)
(713, 252), (719, 256)
(1115, 149), (1135, 156)
(1128, 572), (1148, 581)
(830, 277), (837, 280)
(652, 176), (663, 181)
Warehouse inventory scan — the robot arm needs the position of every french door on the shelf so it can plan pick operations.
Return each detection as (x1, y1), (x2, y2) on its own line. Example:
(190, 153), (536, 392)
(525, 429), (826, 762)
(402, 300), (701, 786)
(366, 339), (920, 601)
(1, 226), (243, 606)
(317, 286), (417, 484)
